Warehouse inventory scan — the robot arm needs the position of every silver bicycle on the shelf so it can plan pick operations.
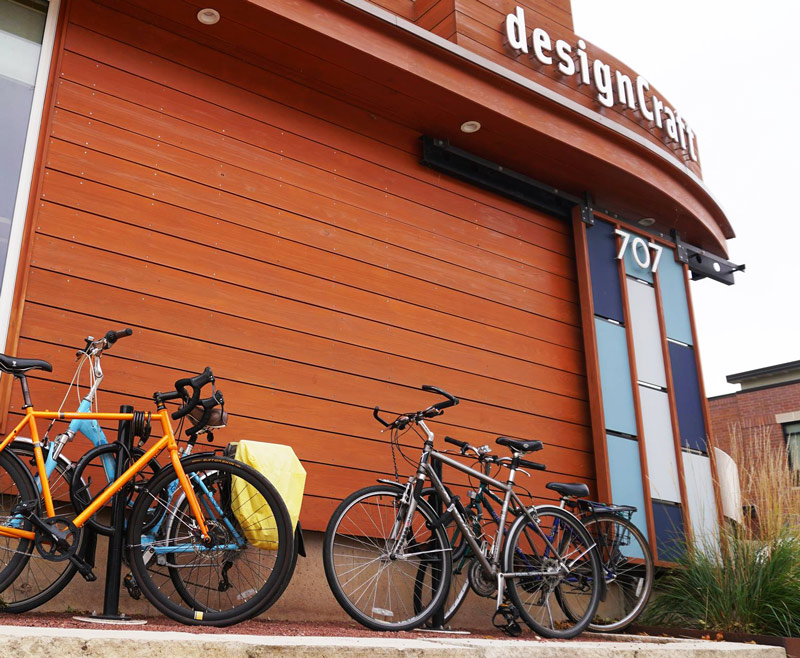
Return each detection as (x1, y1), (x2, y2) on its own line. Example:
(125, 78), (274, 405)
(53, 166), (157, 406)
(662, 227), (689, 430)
(322, 385), (602, 637)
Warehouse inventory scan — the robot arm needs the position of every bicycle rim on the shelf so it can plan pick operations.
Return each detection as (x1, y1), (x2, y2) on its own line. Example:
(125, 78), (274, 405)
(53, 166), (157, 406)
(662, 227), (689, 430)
(584, 514), (654, 632)
(127, 456), (292, 626)
(0, 450), (37, 595)
(504, 506), (601, 639)
(323, 485), (451, 631)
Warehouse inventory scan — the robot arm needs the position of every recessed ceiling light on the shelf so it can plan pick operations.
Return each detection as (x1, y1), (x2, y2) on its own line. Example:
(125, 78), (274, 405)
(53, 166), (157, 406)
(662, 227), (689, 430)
(637, 217), (656, 227)
(460, 120), (481, 134)
(197, 8), (220, 25)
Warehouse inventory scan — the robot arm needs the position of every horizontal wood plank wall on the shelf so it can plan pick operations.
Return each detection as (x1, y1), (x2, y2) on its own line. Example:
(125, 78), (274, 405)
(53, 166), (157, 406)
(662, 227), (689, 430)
(15, 0), (592, 530)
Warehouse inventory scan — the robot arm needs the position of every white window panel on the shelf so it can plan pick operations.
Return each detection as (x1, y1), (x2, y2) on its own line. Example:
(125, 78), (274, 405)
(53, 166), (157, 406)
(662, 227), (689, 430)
(627, 278), (667, 389)
(639, 385), (681, 502)
(682, 452), (719, 547)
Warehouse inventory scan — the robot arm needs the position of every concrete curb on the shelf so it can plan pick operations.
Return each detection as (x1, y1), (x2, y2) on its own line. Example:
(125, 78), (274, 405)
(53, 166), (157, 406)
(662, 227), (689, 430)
(0, 625), (787, 658)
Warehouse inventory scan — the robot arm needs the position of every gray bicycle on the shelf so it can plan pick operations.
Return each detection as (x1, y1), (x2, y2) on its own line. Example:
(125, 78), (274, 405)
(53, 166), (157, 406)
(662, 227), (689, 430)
(322, 385), (602, 637)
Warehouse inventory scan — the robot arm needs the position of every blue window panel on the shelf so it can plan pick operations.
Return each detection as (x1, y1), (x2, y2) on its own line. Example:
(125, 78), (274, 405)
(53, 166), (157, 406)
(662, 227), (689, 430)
(652, 501), (685, 562)
(595, 319), (637, 436)
(586, 219), (624, 323)
(657, 249), (693, 345)
(623, 236), (654, 283)
(607, 434), (649, 557)
(668, 342), (707, 453)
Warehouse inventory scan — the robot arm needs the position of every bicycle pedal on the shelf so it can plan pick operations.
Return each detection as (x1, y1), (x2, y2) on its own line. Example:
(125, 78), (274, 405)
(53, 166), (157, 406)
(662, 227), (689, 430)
(492, 602), (522, 637)
(124, 572), (141, 600)
(70, 554), (96, 582)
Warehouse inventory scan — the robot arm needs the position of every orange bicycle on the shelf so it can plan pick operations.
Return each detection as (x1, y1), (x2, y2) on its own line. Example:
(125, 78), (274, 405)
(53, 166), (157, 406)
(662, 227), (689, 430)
(0, 330), (292, 625)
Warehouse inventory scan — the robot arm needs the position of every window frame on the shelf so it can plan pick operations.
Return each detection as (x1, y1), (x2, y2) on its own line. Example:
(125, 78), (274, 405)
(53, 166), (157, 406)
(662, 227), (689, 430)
(0, 0), (61, 352)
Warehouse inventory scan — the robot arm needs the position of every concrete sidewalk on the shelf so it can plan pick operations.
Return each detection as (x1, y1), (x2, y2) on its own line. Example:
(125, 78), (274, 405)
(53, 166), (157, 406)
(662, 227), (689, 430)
(0, 625), (786, 658)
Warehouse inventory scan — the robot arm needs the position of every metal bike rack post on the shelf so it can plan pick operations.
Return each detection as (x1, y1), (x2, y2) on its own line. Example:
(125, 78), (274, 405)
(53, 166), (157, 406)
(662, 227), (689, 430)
(428, 458), (446, 630)
(77, 405), (145, 625)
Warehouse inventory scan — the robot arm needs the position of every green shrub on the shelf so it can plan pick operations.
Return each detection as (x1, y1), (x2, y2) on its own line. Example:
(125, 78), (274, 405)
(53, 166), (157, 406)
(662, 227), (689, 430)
(642, 425), (800, 637)
(643, 528), (800, 636)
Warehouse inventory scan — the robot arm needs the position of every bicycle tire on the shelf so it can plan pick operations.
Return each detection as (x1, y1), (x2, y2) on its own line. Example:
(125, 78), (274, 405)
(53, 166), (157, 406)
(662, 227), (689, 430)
(441, 547), (471, 623)
(0, 450), (37, 593)
(420, 506), (473, 625)
(127, 455), (292, 626)
(71, 443), (162, 536)
(323, 485), (452, 631)
(163, 470), (299, 619)
(578, 513), (653, 632)
(503, 505), (602, 639)
(1, 442), (91, 612)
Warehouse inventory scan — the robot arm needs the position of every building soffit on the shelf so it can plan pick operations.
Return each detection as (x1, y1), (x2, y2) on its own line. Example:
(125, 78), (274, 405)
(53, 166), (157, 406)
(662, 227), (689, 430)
(230, 0), (733, 255)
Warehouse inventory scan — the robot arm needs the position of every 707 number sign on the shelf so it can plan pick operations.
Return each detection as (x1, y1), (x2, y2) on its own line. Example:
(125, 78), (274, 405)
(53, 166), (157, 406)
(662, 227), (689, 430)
(614, 229), (663, 273)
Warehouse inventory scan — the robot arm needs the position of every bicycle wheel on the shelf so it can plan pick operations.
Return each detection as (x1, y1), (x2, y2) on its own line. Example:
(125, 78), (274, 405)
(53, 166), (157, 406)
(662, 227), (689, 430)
(0, 450), (37, 593)
(580, 513), (653, 632)
(415, 488), (472, 627)
(71, 442), (162, 536)
(441, 545), (471, 623)
(127, 455), (292, 626)
(163, 470), (298, 619)
(1, 442), (90, 612)
(503, 505), (601, 639)
(323, 485), (452, 631)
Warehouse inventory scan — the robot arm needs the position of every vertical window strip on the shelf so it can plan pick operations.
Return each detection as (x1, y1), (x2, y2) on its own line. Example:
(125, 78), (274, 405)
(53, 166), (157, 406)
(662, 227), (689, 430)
(651, 259), (696, 547)
(617, 254), (660, 560)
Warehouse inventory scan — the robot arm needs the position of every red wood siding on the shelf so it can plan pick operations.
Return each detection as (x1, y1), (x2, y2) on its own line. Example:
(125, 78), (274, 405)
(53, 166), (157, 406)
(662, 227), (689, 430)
(11, 0), (591, 530)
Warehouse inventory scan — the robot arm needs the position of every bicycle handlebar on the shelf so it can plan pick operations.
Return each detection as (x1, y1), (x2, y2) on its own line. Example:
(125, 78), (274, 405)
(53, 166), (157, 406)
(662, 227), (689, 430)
(172, 367), (214, 420)
(421, 384), (459, 411)
(518, 458), (547, 471)
(78, 328), (133, 357)
(105, 328), (132, 345)
(444, 435), (468, 450)
(373, 385), (459, 430)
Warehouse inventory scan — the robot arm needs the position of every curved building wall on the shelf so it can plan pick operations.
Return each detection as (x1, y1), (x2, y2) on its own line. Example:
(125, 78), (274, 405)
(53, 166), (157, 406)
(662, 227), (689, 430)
(0, 0), (732, 588)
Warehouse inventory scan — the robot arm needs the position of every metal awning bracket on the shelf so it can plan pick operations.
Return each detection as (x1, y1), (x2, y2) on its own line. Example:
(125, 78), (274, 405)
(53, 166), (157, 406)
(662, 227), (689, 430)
(672, 231), (744, 285)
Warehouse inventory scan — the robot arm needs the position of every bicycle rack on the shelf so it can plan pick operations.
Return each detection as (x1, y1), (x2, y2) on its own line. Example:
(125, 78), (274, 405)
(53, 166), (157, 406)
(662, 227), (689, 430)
(75, 405), (146, 626)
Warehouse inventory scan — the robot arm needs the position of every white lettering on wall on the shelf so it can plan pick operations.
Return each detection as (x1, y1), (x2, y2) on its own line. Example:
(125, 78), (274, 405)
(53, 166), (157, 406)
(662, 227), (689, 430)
(615, 229), (663, 273)
(503, 6), (699, 162)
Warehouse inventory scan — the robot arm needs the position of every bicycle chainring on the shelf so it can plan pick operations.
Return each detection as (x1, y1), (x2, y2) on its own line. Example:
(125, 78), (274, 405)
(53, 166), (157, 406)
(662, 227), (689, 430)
(34, 516), (80, 562)
(467, 557), (497, 597)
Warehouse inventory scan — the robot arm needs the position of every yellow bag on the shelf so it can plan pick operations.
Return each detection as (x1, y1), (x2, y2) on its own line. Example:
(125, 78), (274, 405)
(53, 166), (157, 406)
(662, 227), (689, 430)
(231, 440), (306, 550)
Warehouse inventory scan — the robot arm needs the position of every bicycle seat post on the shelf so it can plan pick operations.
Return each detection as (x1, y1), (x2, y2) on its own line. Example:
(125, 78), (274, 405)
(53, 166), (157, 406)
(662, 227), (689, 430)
(17, 374), (33, 409)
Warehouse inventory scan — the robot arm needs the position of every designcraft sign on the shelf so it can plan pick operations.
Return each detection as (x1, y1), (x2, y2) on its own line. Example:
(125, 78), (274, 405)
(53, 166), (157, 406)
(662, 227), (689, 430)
(504, 6), (698, 163)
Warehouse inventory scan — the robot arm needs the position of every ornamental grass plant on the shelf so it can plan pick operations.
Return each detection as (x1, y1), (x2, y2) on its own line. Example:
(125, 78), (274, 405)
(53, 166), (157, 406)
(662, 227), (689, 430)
(643, 425), (800, 637)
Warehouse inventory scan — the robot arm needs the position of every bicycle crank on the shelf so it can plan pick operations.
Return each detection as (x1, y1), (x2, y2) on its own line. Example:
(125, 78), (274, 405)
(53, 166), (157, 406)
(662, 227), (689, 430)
(33, 515), (80, 562)
(467, 557), (497, 597)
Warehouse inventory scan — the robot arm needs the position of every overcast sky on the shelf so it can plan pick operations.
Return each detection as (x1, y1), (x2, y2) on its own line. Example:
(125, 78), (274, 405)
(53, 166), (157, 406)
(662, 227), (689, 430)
(570, 1), (800, 396)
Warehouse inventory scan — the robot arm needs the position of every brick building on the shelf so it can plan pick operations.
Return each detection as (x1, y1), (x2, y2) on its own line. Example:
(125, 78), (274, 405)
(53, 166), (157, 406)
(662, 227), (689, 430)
(708, 361), (800, 473)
